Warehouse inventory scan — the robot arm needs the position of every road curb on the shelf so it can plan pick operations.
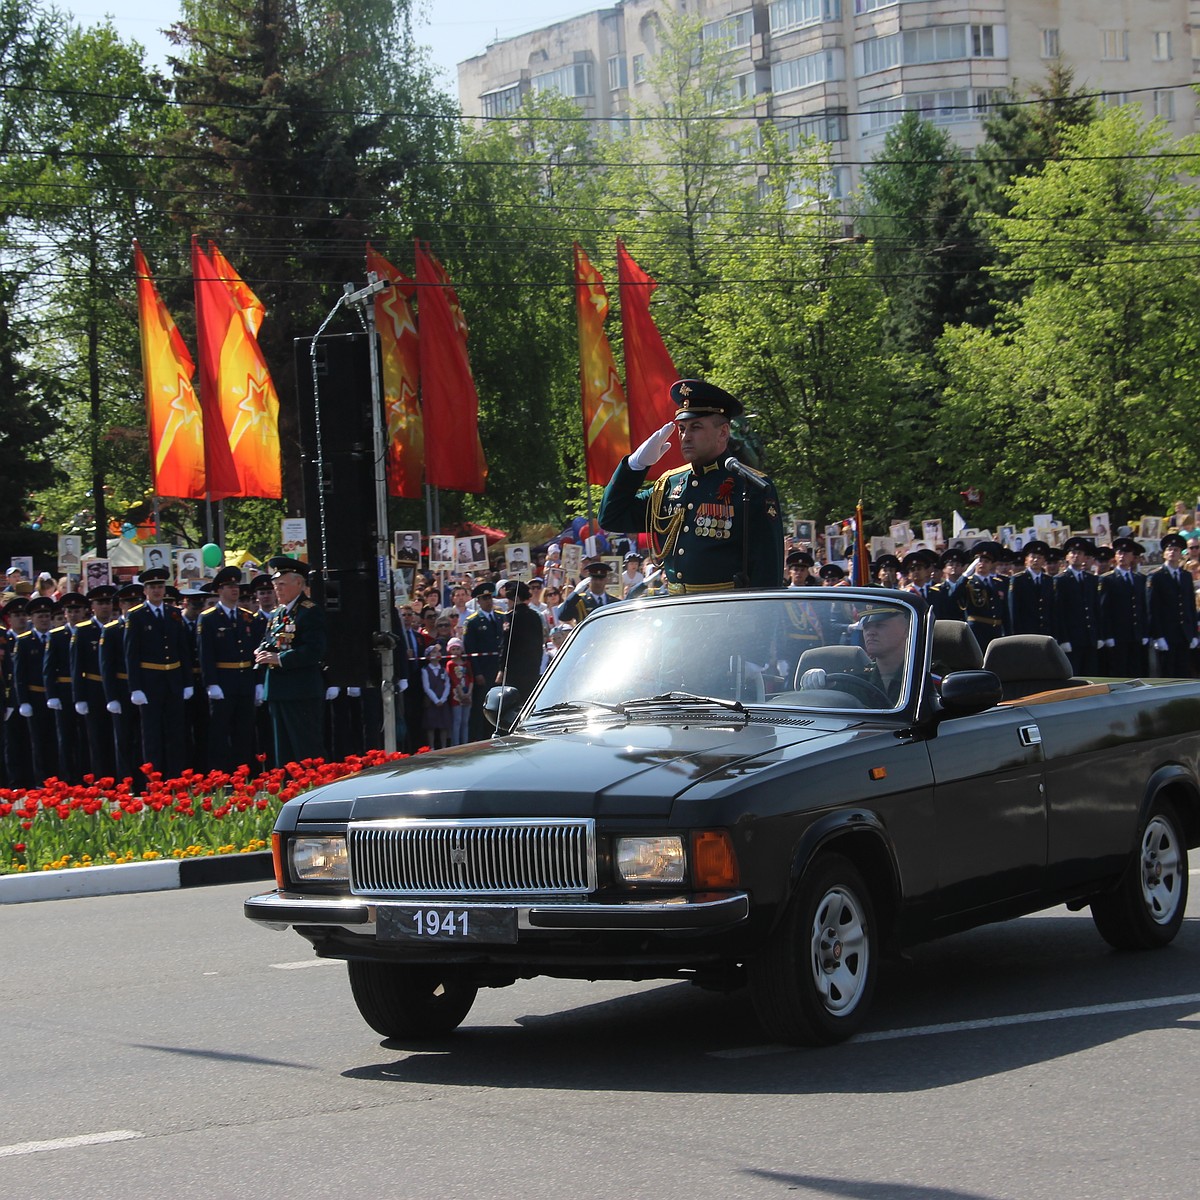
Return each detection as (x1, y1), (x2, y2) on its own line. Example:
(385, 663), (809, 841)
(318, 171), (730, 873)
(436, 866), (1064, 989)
(0, 851), (274, 905)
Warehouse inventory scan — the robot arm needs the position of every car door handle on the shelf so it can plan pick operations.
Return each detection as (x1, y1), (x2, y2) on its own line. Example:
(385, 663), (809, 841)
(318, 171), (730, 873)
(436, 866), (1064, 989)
(1018, 723), (1042, 747)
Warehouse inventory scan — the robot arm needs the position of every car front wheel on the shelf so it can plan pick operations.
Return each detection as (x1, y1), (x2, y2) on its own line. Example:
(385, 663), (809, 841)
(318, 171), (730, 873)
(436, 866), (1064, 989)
(749, 853), (877, 1046)
(348, 961), (479, 1039)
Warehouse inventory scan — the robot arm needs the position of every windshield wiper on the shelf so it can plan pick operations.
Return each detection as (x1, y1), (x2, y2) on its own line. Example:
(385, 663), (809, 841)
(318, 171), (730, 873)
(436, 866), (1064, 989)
(528, 699), (627, 718)
(623, 691), (746, 714)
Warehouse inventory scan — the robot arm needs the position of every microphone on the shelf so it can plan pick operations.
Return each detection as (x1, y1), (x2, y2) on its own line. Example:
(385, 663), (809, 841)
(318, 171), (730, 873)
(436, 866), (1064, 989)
(724, 457), (768, 491)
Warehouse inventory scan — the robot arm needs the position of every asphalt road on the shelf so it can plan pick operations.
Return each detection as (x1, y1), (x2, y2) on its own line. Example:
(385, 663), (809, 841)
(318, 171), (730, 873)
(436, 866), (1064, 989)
(3, 881), (1200, 1199)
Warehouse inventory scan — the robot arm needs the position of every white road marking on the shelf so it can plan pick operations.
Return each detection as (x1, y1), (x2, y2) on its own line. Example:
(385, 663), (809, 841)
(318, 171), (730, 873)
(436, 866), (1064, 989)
(0, 1130), (143, 1158)
(709, 992), (1200, 1057)
(270, 958), (341, 970)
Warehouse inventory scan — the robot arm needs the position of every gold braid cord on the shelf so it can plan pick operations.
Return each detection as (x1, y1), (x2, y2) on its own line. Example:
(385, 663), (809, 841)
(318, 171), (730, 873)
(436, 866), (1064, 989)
(648, 472), (685, 562)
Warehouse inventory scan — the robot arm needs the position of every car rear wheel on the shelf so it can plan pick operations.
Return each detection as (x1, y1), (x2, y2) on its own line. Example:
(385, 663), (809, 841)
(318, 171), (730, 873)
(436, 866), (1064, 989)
(348, 961), (478, 1039)
(1091, 796), (1189, 951)
(749, 853), (877, 1046)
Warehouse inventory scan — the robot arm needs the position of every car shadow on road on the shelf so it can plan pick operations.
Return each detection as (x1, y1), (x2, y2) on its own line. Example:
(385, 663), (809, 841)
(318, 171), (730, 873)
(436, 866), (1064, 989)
(341, 915), (1200, 1096)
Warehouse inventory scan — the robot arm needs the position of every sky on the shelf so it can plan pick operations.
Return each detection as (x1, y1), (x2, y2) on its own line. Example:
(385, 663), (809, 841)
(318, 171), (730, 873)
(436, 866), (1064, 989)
(71, 0), (596, 92)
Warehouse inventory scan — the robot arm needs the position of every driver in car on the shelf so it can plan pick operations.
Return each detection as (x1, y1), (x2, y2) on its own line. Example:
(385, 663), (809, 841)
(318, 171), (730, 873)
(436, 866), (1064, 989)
(855, 606), (909, 703)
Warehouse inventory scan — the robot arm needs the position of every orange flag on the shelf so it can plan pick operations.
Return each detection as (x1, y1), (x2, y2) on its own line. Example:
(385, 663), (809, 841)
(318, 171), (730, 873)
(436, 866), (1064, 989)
(192, 238), (282, 499)
(574, 244), (630, 485)
(134, 240), (206, 500)
(366, 244), (424, 499)
(616, 240), (682, 475)
(414, 241), (487, 494)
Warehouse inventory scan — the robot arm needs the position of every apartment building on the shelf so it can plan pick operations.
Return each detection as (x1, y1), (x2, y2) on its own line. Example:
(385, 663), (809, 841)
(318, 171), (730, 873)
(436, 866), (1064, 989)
(457, 1), (1199, 194)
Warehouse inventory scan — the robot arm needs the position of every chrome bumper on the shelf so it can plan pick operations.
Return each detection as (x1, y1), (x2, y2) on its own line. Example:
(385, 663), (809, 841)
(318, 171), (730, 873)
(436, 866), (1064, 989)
(244, 889), (750, 933)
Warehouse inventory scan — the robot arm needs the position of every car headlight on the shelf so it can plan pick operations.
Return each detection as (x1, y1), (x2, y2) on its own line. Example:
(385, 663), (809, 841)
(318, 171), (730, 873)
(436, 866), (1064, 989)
(289, 835), (349, 882)
(616, 836), (685, 884)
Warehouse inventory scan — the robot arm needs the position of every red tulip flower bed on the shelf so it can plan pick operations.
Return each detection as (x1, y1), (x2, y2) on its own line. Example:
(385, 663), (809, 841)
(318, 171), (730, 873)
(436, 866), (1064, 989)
(0, 749), (409, 874)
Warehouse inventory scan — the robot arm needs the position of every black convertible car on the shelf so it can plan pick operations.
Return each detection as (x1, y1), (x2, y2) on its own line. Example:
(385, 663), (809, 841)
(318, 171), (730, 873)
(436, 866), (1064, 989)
(246, 588), (1198, 1045)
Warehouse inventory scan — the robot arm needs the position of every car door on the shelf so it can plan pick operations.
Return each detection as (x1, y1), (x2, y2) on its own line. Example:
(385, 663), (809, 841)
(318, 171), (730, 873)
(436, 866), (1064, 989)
(924, 706), (1048, 923)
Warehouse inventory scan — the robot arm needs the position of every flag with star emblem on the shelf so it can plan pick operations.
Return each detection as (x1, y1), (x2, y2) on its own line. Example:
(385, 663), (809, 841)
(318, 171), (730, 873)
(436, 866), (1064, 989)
(192, 238), (282, 498)
(134, 240), (206, 499)
(414, 241), (487, 494)
(574, 244), (630, 485)
(366, 243), (424, 499)
(616, 240), (682, 476)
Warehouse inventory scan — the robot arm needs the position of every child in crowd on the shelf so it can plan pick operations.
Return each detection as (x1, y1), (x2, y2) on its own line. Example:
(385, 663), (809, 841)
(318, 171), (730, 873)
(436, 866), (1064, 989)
(421, 644), (452, 750)
(446, 637), (472, 746)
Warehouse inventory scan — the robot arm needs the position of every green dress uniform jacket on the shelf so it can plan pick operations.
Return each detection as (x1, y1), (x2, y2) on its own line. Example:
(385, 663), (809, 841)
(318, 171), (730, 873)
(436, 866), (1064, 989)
(599, 456), (784, 592)
(262, 599), (327, 702)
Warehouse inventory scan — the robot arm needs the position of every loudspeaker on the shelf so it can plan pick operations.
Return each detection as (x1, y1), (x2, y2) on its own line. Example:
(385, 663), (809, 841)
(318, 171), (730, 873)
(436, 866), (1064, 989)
(307, 566), (380, 688)
(294, 333), (378, 572)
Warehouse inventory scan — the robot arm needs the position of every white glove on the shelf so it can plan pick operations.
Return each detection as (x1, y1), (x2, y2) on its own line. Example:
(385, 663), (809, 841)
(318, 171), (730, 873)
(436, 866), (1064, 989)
(106, 700), (122, 715)
(19, 703), (32, 718)
(325, 686), (340, 701)
(183, 686), (194, 701)
(254, 683), (263, 706)
(1104, 639), (1115, 648)
(130, 690), (148, 706)
(347, 686), (361, 698)
(1060, 642), (1072, 653)
(1190, 638), (1198, 650)
(799, 668), (827, 690)
(207, 685), (224, 700)
(1095, 641), (1104, 650)
(4, 707), (12, 721)
(1154, 638), (1170, 652)
(46, 697), (62, 711)
(628, 421), (675, 471)
(75, 701), (88, 716)
(1142, 637), (1150, 645)
(397, 677), (409, 693)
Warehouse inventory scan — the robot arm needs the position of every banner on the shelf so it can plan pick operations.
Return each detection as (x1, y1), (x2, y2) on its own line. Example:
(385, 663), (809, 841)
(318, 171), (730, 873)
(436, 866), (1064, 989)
(573, 244), (630, 485)
(616, 240), (681, 475)
(414, 242), (488, 494)
(366, 244), (424, 499)
(134, 240), (206, 499)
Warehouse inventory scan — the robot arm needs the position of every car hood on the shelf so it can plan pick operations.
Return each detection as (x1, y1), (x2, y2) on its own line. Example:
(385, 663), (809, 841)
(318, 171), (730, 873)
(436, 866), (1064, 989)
(291, 717), (871, 823)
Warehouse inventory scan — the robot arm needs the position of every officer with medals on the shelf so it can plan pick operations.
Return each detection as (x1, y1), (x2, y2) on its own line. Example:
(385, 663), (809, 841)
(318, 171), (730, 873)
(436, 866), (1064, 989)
(462, 581), (504, 741)
(124, 567), (194, 779)
(44, 591), (88, 782)
(599, 379), (784, 593)
(71, 584), (117, 780)
(199, 566), (261, 773)
(254, 557), (327, 767)
(957, 542), (1010, 652)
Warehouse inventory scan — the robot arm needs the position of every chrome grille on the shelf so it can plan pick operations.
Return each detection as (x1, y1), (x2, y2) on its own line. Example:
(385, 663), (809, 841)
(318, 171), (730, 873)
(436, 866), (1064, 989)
(348, 818), (596, 897)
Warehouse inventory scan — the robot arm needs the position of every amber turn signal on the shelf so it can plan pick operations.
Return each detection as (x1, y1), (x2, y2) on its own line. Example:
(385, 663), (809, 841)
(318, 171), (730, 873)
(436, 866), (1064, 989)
(691, 830), (739, 888)
(271, 831), (285, 889)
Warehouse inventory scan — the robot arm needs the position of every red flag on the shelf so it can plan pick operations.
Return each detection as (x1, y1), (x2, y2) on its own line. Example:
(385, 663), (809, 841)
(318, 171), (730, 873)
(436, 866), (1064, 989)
(616, 240), (681, 475)
(134, 240), (206, 499)
(366, 244), (424, 499)
(574, 244), (629, 485)
(191, 237), (243, 499)
(414, 241), (487, 494)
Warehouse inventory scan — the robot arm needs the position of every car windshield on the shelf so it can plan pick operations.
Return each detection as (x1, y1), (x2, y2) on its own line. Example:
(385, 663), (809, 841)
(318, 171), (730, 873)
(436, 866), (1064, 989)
(528, 591), (916, 717)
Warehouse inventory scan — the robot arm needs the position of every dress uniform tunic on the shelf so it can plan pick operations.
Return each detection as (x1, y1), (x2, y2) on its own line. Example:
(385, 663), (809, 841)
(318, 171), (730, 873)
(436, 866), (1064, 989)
(198, 601), (261, 773)
(1097, 567), (1148, 678)
(1053, 568), (1100, 676)
(124, 600), (192, 779)
(261, 596), (327, 767)
(1008, 569), (1056, 637)
(43, 622), (82, 782)
(71, 616), (116, 780)
(13, 627), (55, 783)
(1147, 564), (1196, 678)
(462, 604), (504, 741)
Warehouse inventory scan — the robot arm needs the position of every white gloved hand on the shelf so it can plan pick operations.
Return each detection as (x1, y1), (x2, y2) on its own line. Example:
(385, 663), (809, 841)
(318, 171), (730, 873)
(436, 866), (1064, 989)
(75, 701), (88, 716)
(325, 686), (340, 701)
(1095, 641), (1104, 650)
(347, 686), (361, 698)
(207, 685), (224, 700)
(4, 707), (12, 721)
(799, 668), (827, 690)
(183, 686), (194, 701)
(1142, 637), (1150, 646)
(1154, 638), (1170, 652)
(130, 690), (148, 706)
(19, 703), (32, 718)
(106, 700), (122, 715)
(397, 678), (409, 693)
(1104, 639), (1115, 649)
(46, 697), (62, 711)
(628, 421), (675, 471)
(254, 684), (263, 706)
(1060, 642), (1072, 653)
(1190, 638), (1199, 650)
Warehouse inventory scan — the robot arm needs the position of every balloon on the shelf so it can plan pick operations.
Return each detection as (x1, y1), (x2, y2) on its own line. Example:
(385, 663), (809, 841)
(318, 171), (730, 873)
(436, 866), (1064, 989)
(122, 522), (137, 540)
(200, 542), (223, 568)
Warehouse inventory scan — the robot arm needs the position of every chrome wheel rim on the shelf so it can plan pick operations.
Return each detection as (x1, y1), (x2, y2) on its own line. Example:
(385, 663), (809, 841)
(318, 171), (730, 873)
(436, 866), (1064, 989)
(809, 885), (870, 1016)
(1140, 815), (1184, 925)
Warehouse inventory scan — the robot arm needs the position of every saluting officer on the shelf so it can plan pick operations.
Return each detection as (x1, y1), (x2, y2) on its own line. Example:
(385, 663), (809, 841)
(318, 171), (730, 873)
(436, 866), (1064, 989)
(1008, 540), (1056, 636)
(957, 542), (1009, 652)
(556, 561), (618, 624)
(462, 581), (504, 741)
(13, 595), (58, 782)
(1148, 532), (1196, 677)
(1054, 536), (1101, 675)
(124, 567), (194, 780)
(44, 591), (88, 783)
(599, 379), (784, 593)
(71, 585), (117, 780)
(1098, 537), (1148, 678)
(199, 566), (261, 774)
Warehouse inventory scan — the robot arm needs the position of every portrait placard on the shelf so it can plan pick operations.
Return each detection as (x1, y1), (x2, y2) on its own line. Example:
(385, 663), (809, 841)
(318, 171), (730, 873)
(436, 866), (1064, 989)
(505, 542), (532, 581)
(394, 530), (422, 564)
(57, 535), (81, 574)
(83, 557), (111, 589)
(428, 535), (455, 571)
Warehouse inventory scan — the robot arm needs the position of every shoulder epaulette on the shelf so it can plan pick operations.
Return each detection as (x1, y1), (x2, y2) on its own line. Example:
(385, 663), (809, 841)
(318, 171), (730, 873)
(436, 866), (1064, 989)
(300, 599), (315, 609)
(103, 618), (122, 629)
(15, 629), (32, 639)
(128, 603), (146, 614)
(238, 607), (255, 617)
(73, 620), (92, 631)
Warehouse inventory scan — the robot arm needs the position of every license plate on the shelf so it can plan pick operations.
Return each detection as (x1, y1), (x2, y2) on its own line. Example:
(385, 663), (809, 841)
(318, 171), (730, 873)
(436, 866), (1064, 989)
(377, 905), (518, 944)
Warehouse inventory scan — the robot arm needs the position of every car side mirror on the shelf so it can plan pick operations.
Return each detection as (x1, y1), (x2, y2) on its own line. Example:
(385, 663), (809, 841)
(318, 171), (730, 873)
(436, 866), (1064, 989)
(484, 685), (523, 734)
(939, 670), (1003, 716)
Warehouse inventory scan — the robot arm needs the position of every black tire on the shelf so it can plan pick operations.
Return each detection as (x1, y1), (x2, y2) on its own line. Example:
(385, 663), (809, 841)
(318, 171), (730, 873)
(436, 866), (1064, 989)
(347, 961), (478, 1039)
(749, 853), (878, 1046)
(1091, 796), (1189, 951)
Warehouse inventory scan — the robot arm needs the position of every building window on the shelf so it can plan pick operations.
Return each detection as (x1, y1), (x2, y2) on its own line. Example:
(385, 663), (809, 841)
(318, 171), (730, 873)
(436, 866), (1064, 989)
(860, 96), (904, 135)
(1101, 30), (1128, 61)
(858, 25), (1001, 75)
(855, 0), (896, 12)
(608, 55), (628, 90)
(860, 89), (999, 135)
(1154, 90), (1175, 121)
(480, 82), (524, 118)
(632, 53), (646, 84)
(771, 49), (842, 95)
(702, 10), (754, 50)
(777, 111), (848, 147)
(1041, 29), (1058, 58)
(769, 0), (840, 35)
(531, 62), (594, 98)
(1153, 31), (1172, 62)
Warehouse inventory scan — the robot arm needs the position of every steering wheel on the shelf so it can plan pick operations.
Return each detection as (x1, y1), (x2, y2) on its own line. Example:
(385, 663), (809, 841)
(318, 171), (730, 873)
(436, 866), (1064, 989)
(822, 672), (894, 708)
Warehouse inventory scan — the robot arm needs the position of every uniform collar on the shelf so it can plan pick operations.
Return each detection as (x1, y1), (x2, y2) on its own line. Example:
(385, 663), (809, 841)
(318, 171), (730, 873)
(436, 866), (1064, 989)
(690, 458), (723, 476)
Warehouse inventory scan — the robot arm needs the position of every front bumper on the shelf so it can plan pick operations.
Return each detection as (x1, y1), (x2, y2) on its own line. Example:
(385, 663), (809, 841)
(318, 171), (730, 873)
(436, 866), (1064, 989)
(244, 889), (751, 934)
